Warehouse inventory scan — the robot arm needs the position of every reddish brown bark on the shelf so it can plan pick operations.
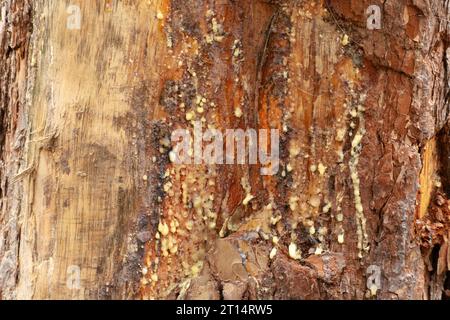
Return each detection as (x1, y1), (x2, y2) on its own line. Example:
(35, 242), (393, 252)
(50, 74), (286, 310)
(0, 0), (449, 300)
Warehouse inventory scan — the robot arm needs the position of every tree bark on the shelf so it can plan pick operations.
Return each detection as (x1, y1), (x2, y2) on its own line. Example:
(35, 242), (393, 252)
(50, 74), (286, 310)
(0, 0), (449, 300)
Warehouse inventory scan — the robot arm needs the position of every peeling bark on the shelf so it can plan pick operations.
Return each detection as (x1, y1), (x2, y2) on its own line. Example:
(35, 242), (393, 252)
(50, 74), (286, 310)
(0, 0), (449, 300)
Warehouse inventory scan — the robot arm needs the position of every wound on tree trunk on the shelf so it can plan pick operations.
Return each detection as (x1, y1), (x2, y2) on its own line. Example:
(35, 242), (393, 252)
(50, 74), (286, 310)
(0, 0), (449, 300)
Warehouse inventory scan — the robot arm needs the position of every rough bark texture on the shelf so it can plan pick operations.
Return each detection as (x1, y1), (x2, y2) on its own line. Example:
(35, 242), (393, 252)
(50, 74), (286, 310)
(0, 0), (449, 300)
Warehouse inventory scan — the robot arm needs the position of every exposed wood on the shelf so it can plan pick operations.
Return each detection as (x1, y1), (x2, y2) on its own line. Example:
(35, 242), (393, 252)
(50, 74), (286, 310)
(0, 0), (449, 300)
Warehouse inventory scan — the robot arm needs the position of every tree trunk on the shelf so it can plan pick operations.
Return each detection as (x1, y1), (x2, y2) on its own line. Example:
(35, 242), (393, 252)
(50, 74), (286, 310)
(0, 0), (449, 300)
